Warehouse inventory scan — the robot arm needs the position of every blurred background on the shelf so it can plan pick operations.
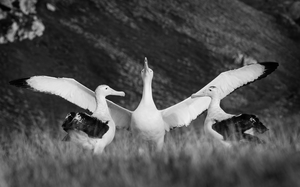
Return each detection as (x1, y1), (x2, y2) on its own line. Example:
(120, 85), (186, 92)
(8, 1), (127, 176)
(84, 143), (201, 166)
(0, 0), (300, 135)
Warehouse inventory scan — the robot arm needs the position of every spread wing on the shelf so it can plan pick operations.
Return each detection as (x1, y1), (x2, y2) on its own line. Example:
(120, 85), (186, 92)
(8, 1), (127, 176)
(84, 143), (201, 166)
(106, 99), (132, 130)
(161, 62), (278, 131)
(9, 76), (132, 129)
(192, 62), (279, 100)
(160, 97), (211, 131)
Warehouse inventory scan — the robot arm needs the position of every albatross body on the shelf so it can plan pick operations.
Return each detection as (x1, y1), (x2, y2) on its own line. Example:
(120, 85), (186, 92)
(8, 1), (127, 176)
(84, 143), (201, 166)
(61, 112), (113, 154)
(131, 105), (165, 149)
(130, 64), (165, 149)
(63, 85), (125, 154)
(9, 58), (278, 151)
(191, 86), (270, 146)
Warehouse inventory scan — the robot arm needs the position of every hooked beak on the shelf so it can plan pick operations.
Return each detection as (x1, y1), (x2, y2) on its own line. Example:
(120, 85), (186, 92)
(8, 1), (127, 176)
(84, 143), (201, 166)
(111, 89), (125, 97)
(144, 57), (149, 71)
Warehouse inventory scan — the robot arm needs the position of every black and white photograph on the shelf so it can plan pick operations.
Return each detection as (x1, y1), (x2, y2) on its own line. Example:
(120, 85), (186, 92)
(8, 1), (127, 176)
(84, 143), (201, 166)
(0, 0), (300, 186)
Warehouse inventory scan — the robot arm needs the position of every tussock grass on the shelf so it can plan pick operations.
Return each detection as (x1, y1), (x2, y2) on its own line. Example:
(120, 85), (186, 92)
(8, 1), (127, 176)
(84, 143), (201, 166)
(1, 115), (300, 187)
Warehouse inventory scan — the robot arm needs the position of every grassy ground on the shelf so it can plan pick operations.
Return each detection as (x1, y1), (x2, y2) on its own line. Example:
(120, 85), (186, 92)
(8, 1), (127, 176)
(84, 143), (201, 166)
(1, 114), (300, 187)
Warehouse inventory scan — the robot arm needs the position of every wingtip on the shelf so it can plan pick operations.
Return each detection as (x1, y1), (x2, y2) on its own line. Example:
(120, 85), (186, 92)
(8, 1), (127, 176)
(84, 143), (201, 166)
(258, 62), (279, 79)
(9, 77), (31, 88)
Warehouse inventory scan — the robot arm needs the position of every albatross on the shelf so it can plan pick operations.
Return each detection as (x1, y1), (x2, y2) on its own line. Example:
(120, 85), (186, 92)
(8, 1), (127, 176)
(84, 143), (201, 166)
(191, 86), (270, 146)
(9, 58), (278, 151)
(61, 85), (125, 154)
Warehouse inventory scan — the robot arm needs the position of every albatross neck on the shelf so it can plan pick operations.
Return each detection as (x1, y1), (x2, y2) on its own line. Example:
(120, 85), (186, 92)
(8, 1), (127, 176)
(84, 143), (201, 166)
(207, 95), (224, 118)
(141, 78), (156, 107)
(93, 96), (111, 120)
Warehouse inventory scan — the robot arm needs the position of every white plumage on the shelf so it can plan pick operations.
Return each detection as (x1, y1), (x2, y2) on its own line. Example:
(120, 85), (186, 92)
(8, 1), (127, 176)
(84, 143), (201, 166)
(10, 58), (278, 151)
(57, 85), (124, 155)
(191, 85), (271, 146)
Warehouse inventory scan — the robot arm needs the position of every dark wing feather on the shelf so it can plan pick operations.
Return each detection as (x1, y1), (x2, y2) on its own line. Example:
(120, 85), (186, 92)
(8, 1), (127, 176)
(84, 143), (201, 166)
(212, 114), (252, 138)
(249, 115), (268, 133)
(212, 114), (255, 140)
(212, 114), (268, 141)
(62, 112), (109, 139)
(62, 112), (76, 131)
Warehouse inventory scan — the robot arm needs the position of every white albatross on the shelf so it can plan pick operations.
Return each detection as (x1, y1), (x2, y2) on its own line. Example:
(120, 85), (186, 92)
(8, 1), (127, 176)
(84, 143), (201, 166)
(9, 58), (278, 151)
(59, 85), (124, 155)
(191, 86), (270, 146)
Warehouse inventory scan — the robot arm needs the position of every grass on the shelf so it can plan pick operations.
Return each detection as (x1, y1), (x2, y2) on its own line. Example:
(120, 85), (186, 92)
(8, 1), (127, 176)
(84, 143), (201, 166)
(1, 114), (300, 187)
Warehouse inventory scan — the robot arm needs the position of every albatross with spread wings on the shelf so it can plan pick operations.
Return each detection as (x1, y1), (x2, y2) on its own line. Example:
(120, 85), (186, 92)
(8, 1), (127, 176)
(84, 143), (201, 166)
(9, 58), (278, 151)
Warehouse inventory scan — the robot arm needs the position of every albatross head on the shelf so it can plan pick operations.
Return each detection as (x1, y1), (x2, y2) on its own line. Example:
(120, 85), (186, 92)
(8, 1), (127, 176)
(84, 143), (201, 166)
(191, 86), (219, 98)
(141, 57), (153, 82)
(95, 85), (125, 98)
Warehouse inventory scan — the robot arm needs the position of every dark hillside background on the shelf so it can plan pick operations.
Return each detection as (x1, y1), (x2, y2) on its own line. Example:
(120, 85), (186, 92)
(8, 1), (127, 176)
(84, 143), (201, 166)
(1, 0), (300, 134)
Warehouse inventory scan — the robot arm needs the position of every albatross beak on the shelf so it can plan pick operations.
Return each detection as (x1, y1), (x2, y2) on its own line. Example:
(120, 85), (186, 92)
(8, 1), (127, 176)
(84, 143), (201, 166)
(111, 89), (125, 97)
(144, 57), (149, 71)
